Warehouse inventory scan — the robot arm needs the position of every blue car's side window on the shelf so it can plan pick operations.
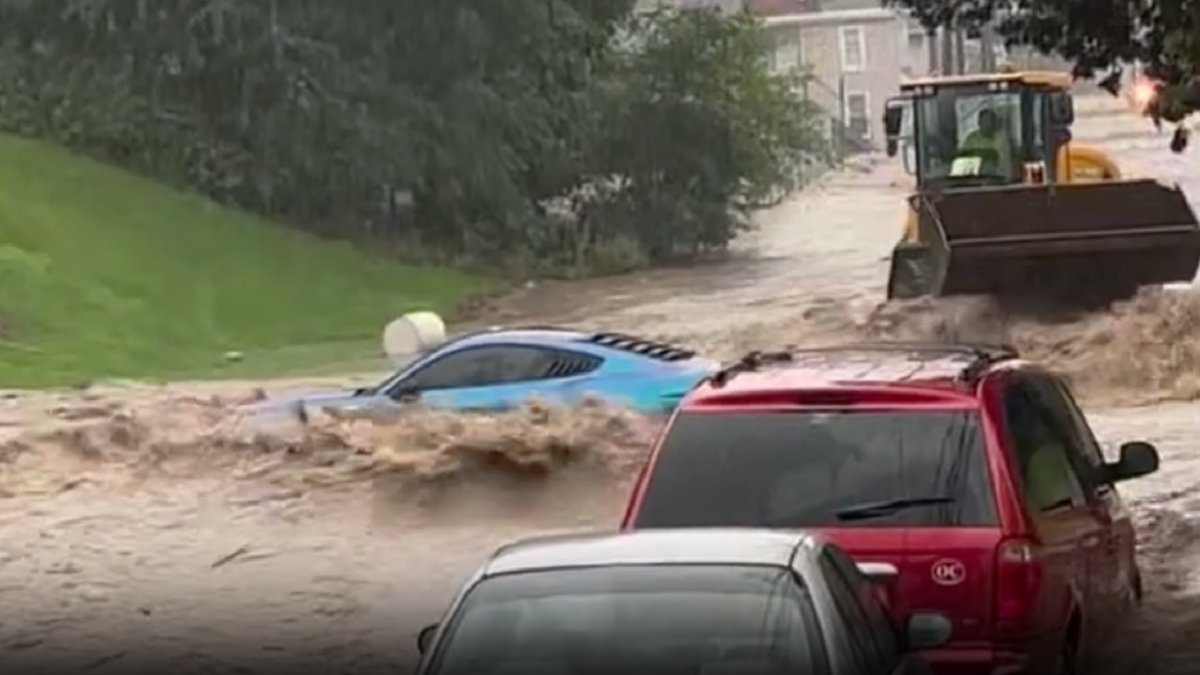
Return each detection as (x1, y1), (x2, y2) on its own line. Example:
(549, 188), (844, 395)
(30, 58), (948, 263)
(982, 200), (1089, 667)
(389, 346), (591, 396)
(410, 349), (499, 390)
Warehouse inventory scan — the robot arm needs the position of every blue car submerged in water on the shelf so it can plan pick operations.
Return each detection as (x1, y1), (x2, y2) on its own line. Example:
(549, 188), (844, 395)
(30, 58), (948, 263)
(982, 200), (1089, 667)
(261, 327), (717, 420)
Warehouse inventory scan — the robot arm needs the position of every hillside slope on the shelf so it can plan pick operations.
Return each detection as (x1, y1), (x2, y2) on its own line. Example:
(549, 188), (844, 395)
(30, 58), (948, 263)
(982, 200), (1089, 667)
(0, 134), (488, 387)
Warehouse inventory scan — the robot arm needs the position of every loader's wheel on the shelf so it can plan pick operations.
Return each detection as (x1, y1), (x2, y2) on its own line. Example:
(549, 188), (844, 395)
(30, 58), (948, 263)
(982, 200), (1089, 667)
(887, 243), (934, 301)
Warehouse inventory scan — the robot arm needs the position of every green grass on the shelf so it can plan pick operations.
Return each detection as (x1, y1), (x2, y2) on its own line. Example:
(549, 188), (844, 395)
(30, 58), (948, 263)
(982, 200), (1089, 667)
(0, 133), (491, 387)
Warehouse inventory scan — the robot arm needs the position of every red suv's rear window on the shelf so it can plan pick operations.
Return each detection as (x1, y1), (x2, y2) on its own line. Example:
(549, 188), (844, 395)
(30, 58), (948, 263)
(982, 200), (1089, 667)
(631, 410), (997, 529)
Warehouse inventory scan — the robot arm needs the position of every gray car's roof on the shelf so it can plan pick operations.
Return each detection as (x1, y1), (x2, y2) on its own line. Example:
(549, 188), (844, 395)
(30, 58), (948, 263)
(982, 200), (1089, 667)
(483, 528), (820, 576)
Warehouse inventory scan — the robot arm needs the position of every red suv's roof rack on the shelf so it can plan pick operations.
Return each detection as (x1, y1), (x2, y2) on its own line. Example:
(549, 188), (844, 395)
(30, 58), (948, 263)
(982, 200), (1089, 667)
(708, 342), (1019, 388)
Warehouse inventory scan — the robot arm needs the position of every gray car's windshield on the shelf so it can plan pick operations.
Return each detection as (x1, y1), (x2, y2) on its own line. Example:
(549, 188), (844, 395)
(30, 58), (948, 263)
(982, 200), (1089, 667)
(427, 565), (818, 675)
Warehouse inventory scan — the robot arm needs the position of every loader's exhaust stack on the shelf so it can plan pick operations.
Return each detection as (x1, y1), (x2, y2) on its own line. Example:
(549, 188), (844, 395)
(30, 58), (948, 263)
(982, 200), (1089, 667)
(887, 180), (1200, 307)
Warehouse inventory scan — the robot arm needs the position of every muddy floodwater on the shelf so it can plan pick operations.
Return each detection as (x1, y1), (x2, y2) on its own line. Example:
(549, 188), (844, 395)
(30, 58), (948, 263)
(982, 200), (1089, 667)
(5, 97), (1200, 674)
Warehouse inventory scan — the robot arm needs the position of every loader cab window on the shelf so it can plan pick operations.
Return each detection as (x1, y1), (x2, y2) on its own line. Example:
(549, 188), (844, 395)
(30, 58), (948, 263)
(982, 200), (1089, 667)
(1029, 90), (1046, 161)
(912, 88), (1025, 186)
(1027, 88), (1071, 182)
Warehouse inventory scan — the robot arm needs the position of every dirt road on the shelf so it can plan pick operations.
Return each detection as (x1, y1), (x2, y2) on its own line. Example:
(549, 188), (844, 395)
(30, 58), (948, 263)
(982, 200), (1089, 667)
(4, 97), (1200, 674)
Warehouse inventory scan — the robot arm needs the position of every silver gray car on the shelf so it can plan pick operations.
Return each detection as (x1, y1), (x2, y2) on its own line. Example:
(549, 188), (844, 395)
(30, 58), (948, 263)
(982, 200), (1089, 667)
(414, 528), (952, 675)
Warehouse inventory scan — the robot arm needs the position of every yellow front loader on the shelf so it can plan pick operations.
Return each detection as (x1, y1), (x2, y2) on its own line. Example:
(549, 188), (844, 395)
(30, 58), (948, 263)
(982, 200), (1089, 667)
(882, 70), (1200, 308)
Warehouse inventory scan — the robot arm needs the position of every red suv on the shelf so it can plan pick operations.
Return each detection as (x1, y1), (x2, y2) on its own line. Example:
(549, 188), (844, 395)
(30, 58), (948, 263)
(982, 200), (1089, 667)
(621, 343), (1160, 675)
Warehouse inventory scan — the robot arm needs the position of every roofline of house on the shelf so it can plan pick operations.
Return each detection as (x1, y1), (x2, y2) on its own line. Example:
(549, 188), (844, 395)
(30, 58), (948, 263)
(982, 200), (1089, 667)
(762, 7), (898, 27)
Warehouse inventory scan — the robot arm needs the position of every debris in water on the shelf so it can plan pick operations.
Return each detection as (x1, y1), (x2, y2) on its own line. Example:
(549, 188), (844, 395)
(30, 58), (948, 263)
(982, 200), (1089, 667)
(211, 544), (252, 569)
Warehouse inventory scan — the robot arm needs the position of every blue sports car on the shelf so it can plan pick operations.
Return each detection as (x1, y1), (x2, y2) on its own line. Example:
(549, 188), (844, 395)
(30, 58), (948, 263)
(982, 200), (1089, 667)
(259, 326), (717, 420)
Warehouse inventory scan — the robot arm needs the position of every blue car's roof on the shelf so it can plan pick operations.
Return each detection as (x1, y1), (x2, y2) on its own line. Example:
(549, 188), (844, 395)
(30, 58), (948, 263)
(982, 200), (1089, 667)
(437, 326), (698, 365)
(452, 327), (591, 346)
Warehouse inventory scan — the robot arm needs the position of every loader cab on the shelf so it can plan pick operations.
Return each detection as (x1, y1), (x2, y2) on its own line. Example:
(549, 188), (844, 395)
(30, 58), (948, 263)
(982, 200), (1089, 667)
(884, 75), (1075, 191)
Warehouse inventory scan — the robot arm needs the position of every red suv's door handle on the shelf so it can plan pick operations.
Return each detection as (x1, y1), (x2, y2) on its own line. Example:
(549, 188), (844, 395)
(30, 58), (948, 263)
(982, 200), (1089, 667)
(1082, 536), (1100, 548)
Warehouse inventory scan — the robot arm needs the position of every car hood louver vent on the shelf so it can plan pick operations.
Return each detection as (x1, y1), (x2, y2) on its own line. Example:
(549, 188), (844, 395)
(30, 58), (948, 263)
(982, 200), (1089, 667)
(588, 332), (696, 362)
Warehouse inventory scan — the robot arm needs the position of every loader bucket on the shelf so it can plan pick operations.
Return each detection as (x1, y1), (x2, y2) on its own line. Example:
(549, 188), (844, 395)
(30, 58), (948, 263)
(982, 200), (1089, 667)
(887, 180), (1200, 305)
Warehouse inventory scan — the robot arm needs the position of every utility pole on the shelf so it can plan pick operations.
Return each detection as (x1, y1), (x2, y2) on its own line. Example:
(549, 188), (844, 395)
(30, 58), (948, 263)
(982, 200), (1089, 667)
(980, 23), (998, 71)
(927, 28), (938, 74)
(940, 28), (956, 75)
(953, 27), (967, 74)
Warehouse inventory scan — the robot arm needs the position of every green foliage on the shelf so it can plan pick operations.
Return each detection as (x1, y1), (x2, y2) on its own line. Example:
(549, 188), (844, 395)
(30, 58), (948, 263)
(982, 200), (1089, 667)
(0, 0), (827, 278)
(571, 8), (829, 268)
(0, 132), (487, 387)
(883, 0), (1200, 126)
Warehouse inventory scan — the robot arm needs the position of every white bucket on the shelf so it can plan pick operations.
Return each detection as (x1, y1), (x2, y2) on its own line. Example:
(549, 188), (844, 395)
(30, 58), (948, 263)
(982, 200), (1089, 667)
(381, 311), (447, 364)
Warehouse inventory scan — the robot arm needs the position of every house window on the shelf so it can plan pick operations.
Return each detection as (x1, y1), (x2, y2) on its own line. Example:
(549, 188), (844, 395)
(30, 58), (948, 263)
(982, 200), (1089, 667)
(907, 27), (925, 52)
(905, 26), (928, 76)
(844, 91), (871, 140)
(839, 26), (866, 72)
(770, 30), (801, 73)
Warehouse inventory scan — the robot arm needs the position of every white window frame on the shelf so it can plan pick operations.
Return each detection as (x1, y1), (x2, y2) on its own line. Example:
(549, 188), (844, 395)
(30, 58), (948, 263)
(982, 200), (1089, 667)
(838, 25), (867, 73)
(904, 26), (927, 76)
(771, 30), (802, 74)
(843, 90), (872, 140)
(906, 27), (926, 50)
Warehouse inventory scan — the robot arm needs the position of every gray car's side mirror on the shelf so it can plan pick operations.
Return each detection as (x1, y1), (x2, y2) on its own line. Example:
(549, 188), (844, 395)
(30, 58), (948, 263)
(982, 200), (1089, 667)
(904, 612), (952, 650)
(417, 623), (439, 654)
(1106, 441), (1160, 482)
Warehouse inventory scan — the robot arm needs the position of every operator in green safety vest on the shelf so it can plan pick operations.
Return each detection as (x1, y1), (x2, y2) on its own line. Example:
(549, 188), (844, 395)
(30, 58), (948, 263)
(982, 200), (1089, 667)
(1021, 424), (1082, 512)
(956, 107), (1016, 180)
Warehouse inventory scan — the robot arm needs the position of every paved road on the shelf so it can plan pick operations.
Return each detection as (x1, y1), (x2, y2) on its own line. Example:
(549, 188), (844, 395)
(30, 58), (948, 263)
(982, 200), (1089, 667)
(3, 96), (1200, 674)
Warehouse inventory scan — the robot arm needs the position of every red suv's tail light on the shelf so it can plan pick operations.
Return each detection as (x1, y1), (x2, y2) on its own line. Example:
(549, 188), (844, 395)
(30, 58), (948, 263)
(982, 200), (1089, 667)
(995, 537), (1043, 633)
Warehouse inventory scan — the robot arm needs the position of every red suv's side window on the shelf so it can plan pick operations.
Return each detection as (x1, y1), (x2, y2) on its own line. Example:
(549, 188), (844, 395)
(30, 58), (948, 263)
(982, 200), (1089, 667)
(1001, 379), (1089, 513)
(1032, 377), (1112, 492)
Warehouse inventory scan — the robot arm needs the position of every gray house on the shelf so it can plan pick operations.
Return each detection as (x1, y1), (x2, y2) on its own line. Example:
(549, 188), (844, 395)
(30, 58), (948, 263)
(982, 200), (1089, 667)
(650, 0), (949, 150)
(750, 0), (910, 148)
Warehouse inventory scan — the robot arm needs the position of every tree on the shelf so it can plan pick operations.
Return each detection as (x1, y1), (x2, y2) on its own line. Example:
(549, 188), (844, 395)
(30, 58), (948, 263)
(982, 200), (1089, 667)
(884, 0), (1200, 135)
(573, 7), (829, 268)
(0, 0), (826, 276)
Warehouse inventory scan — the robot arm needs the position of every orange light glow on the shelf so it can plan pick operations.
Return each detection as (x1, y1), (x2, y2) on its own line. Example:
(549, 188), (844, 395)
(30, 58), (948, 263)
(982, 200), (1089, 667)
(1128, 77), (1161, 114)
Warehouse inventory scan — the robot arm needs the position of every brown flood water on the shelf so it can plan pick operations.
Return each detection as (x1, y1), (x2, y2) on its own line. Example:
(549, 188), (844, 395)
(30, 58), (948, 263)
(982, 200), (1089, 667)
(4, 97), (1200, 674)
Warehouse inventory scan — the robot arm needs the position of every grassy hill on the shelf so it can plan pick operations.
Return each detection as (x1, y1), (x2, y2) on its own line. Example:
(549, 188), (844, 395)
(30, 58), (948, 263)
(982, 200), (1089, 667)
(0, 134), (490, 387)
